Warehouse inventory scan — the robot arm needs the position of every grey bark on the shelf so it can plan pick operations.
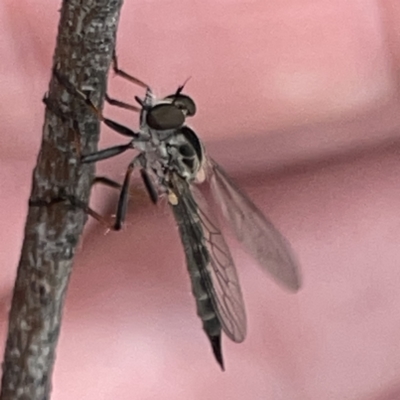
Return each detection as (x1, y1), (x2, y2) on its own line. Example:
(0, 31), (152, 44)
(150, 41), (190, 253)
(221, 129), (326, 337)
(0, 1), (124, 399)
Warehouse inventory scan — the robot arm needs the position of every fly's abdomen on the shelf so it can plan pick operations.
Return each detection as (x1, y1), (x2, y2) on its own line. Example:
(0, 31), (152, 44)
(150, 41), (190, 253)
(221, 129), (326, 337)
(188, 267), (221, 338)
(170, 187), (225, 368)
(187, 265), (224, 369)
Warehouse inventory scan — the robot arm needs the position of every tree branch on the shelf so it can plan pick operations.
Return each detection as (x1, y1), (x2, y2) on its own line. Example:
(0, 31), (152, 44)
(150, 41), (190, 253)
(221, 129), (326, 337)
(0, 1), (124, 399)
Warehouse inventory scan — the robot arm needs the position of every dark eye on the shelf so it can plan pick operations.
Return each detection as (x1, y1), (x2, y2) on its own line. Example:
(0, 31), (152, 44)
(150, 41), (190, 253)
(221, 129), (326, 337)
(163, 94), (196, 116)
(146, 104), (185, 130)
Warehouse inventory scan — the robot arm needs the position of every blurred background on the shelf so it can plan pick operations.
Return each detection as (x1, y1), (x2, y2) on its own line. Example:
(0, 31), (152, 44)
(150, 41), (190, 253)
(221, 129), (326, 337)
(1, 0), (400, 399)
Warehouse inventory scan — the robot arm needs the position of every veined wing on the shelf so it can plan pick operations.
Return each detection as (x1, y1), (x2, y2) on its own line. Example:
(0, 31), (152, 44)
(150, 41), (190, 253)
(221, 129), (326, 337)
(190, 183), (247, 343)
(203, 158), (301, 291)
(169, 172), (247, 366)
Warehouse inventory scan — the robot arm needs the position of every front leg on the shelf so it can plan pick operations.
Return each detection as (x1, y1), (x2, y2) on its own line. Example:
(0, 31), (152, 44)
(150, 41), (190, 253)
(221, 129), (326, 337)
(105, 93), (141, 113)
(81, 142), (133, 164)
(53, 68), (140, 138)
(111, 51), (148, 89)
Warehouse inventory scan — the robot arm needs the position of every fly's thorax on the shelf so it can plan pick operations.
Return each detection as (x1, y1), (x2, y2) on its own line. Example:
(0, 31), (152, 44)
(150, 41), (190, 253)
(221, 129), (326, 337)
(166, 127), (204, 181)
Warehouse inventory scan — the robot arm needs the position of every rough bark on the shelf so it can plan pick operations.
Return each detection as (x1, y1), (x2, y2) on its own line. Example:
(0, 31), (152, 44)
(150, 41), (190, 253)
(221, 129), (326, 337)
(0, 1), (124, 399)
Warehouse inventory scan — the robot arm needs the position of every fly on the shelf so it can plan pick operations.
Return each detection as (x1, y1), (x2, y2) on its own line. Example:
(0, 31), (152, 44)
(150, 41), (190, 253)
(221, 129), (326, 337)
(53, 57), (301, 370)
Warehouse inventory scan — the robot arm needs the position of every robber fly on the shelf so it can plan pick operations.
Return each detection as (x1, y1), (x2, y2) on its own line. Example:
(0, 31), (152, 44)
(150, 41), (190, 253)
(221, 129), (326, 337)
(54, 58), (301, 370)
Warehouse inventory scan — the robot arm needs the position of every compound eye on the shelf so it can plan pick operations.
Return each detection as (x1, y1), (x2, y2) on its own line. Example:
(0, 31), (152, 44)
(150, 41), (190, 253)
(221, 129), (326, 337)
(163, 94), (196, 117)
(146, 104), (185, 130)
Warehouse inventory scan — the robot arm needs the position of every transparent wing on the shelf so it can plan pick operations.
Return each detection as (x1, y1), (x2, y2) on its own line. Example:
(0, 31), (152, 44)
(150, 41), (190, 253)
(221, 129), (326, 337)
(200, 158), (301, 291)
(170, 173), (247, 343)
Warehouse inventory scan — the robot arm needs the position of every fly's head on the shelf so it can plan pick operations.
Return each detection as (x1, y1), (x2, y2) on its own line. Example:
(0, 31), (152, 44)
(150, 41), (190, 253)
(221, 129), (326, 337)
(136, 85), (196, 131)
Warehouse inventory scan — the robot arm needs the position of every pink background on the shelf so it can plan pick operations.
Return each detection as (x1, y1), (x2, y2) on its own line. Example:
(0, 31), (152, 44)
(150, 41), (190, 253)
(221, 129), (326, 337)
(2, 0), (400, 399)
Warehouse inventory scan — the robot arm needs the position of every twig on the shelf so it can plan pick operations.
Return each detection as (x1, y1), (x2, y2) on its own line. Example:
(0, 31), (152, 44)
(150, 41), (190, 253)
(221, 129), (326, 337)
(0, 1), (124, 399)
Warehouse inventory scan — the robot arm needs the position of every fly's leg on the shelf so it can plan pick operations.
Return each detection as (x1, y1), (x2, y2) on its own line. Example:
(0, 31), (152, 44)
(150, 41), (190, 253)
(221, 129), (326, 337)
(76, 89), (138, 138)
(46, 84), (137, 164)
(93, 176), (122, 190)
(93, 176), (155, 200)
(82, 149), (157, 228)
(85, 174), (130, 231)
(105, 93), (141, 113)
(81, 143), (133, 164)
(96, 154), (145, 230)
(89, 170), (158, 231)
(87, 149), (158, 206)
(67, 164), (141, 232)
(74, 157), (137, 231)
(112, 152), (162, 228)
(140, 169), (158, 204)
(28, 191), (115, 230)
(112, 160), (135, 230)
(111, 51), (148, 89)
(40, 94), (114, 227)
(53, 68), (139, 138)
(104, 52), (149, 112)
(85, 175), (145, 230)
